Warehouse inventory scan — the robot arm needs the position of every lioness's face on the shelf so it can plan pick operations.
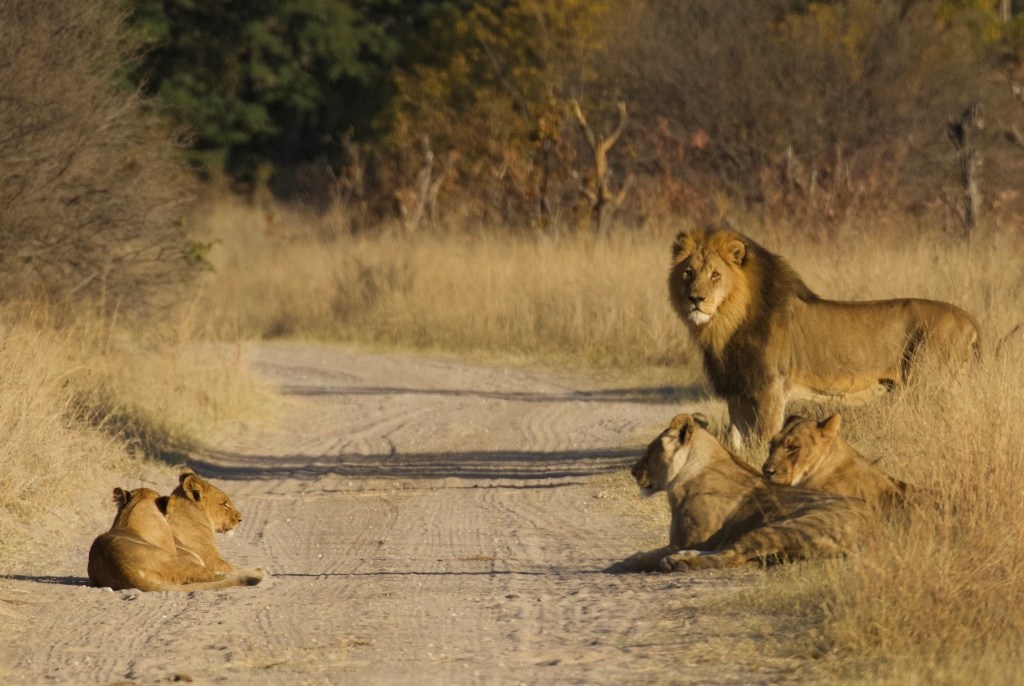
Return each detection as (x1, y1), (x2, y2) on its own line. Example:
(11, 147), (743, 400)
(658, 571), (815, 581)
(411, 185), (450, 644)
(763, 417), (830, 486)
(631, 414), (699, 496)
(669, 240), (745, 327)
(180, 470), (243, 534)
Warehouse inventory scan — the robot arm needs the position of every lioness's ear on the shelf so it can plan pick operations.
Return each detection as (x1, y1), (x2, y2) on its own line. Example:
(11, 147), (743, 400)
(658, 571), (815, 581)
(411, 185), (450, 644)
(182, 474), (204, 502)
(178, 466), (196, 484)
(112, 488), (130, 508)
(820, 412), (842, 437)
(691, 413), (710, 429)
(781, 415), (804, 433)
(725, 238), (746, 265)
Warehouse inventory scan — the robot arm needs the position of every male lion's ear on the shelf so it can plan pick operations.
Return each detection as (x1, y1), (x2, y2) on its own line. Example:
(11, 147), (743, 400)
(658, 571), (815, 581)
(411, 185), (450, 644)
(691, 413), (710, 429)
(725, 239), (746, 266)
(671, 231), (692, 260)
(181, 474), (204, 502)
(820, 412), (842, 437)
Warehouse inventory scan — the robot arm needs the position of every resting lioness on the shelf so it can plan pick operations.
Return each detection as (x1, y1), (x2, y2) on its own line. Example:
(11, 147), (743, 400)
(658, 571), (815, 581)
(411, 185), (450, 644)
(668, 228), (981, 445)
(763, 413), (910, 514)
(87, 487), (263, 592)
(611, 413), (872, 572)
(164, 467), (243, 573)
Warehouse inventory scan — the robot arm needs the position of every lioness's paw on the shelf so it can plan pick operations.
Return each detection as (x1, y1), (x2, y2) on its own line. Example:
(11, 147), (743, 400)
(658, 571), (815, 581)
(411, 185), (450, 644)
(659, 550), (703, 573)
(239, 566), (265, 586)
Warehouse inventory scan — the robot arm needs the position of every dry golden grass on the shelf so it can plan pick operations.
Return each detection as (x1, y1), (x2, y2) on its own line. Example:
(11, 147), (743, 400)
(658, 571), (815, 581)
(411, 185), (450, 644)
(195, 197), (1024, 681)
(0, 306), (272, 569)
(194, 199), (699, 377)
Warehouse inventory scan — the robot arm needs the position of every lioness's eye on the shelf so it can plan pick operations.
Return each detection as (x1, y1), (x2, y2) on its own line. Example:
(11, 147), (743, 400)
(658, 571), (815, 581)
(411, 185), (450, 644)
(787, 445), (798, 454)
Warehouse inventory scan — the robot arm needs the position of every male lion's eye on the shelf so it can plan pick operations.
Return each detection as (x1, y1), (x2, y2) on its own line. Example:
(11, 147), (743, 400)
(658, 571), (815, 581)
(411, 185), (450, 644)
(683, 269), (693, 280)
(710, 271), (720, 280)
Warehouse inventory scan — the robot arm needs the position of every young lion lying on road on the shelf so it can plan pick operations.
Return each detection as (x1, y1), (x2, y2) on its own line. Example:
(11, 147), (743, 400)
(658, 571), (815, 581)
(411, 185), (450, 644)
(164, 467), (245, 573)
(88, 486), (263, 592)
(610, 413), (872, 572)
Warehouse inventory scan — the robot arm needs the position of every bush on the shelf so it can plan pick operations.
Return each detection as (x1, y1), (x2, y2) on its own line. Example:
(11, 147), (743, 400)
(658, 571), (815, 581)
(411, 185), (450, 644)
(0, 0), (198, 315)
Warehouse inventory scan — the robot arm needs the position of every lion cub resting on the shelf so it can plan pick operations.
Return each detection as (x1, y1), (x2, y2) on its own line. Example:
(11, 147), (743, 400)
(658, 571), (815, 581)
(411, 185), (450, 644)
(763, 413), (909, 514)
(612, 413), (871, 572)
(88, 486), (263, 592)
(164, 467), (244, 573)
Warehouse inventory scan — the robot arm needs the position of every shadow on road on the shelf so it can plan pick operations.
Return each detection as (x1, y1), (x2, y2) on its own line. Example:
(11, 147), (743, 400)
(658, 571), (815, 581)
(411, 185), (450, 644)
(279, 384), (707, 405)
(187, 447), (636, 484)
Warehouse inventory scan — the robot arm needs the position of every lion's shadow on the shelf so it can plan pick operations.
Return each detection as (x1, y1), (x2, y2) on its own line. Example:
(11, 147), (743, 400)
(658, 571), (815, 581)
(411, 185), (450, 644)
(3, 574), (91, 587)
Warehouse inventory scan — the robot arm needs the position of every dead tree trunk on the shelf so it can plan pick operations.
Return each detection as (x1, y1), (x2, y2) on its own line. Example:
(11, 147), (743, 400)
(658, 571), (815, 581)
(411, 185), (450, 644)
(947, 104), (983, 233)
(572, 100), (631, 234)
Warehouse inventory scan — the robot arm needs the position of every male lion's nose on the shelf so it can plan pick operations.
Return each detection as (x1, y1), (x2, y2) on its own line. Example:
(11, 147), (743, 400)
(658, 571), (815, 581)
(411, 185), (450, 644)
(689, 295), (705, 306)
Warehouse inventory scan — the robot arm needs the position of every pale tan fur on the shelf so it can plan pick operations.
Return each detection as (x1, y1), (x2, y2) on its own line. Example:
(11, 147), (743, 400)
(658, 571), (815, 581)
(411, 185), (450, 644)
(763, 413), (910, 514)
(165, 467), (242, 573)
(669, 228), (981, 446)
(87, 487), (263, 592)
(609, 413), (872, 572)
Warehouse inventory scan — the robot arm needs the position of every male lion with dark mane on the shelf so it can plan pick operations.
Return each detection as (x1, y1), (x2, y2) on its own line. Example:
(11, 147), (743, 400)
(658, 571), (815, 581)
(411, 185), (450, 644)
(608, 413), (872, 572)
(669, 228), (980, 446)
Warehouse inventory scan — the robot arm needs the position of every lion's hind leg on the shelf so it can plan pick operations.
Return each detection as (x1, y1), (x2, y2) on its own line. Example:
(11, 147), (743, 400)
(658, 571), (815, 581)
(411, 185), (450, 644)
(605, 545), (679, 573)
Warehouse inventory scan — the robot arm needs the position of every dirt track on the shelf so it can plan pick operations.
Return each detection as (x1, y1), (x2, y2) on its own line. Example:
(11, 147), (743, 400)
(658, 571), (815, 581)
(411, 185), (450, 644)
(0, 343), (805, 685)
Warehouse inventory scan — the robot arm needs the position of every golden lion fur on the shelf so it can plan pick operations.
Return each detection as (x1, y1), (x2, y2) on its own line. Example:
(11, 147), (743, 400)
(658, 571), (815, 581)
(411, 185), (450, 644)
(763, 413), (910, 514)
(668, 227), (981, 444)
(165, 467), (243, 573)
(87, 487), (263, 592)
(608, 413), (872, 572)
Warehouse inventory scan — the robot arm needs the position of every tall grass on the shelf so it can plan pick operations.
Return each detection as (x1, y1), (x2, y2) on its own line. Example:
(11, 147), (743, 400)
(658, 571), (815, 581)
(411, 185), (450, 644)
(196, 197), (1024, 680)
(194, 199), (698, 376)
(0, 306), (271, 569)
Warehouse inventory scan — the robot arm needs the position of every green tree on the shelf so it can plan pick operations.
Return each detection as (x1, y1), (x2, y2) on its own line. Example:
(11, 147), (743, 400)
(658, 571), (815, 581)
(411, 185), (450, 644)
(130, 0), (400, 178)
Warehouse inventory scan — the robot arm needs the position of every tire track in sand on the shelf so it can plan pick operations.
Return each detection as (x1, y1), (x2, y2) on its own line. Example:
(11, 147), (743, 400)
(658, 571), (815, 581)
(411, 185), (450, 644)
(0, 343), (808, 685)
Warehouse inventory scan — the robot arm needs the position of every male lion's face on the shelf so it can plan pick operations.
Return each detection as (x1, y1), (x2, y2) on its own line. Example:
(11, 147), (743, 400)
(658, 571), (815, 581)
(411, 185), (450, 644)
(669, 234), (746, 327)
(631, 414), (702, 496)
(763, 414), (841, 486)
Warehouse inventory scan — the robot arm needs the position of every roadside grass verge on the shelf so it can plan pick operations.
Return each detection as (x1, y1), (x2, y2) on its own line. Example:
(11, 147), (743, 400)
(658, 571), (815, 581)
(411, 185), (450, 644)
(0, 306), (271, 570)
(194, 197), (1024, 681)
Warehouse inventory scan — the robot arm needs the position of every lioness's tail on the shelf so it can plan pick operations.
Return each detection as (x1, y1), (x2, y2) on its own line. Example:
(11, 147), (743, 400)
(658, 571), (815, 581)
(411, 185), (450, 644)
(136, 566), (264, 592)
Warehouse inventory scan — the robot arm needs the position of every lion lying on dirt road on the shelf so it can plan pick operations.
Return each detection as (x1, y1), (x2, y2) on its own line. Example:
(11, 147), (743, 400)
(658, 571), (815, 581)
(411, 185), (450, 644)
(165, 467), (243, 573)
(668, 227), (981, 446)
(763, 413), (911, 514)
(609, 413), (872, 572)
(87, 487), (263, 592)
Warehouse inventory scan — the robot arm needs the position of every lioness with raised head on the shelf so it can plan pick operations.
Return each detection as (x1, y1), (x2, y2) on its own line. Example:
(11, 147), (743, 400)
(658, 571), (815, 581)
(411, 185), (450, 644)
(669, 228), (980, 446)
(611, 413), (871, 572)
(763, 413), (909, 514)
(87, 487), (263, 592)
(164, 467), (243, 573)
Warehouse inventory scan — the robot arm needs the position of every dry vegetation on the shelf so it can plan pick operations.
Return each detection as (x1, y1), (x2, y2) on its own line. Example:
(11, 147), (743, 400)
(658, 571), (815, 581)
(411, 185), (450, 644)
(0, 305), (271, 569)
(194, 196), (1024, 681)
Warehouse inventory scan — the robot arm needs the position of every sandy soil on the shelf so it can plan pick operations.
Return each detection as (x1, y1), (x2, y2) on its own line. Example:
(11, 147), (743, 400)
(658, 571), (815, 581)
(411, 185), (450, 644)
(0, 343), (807, 685)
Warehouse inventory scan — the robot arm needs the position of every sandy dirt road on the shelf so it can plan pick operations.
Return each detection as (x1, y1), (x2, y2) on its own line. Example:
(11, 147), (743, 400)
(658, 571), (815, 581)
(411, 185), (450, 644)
(1, 343), (805, 685)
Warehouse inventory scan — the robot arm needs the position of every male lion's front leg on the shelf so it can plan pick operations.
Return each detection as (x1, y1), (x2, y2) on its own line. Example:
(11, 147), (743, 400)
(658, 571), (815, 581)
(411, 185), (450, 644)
(753, 380), (787, 442)
(726, 398), (759, 450)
